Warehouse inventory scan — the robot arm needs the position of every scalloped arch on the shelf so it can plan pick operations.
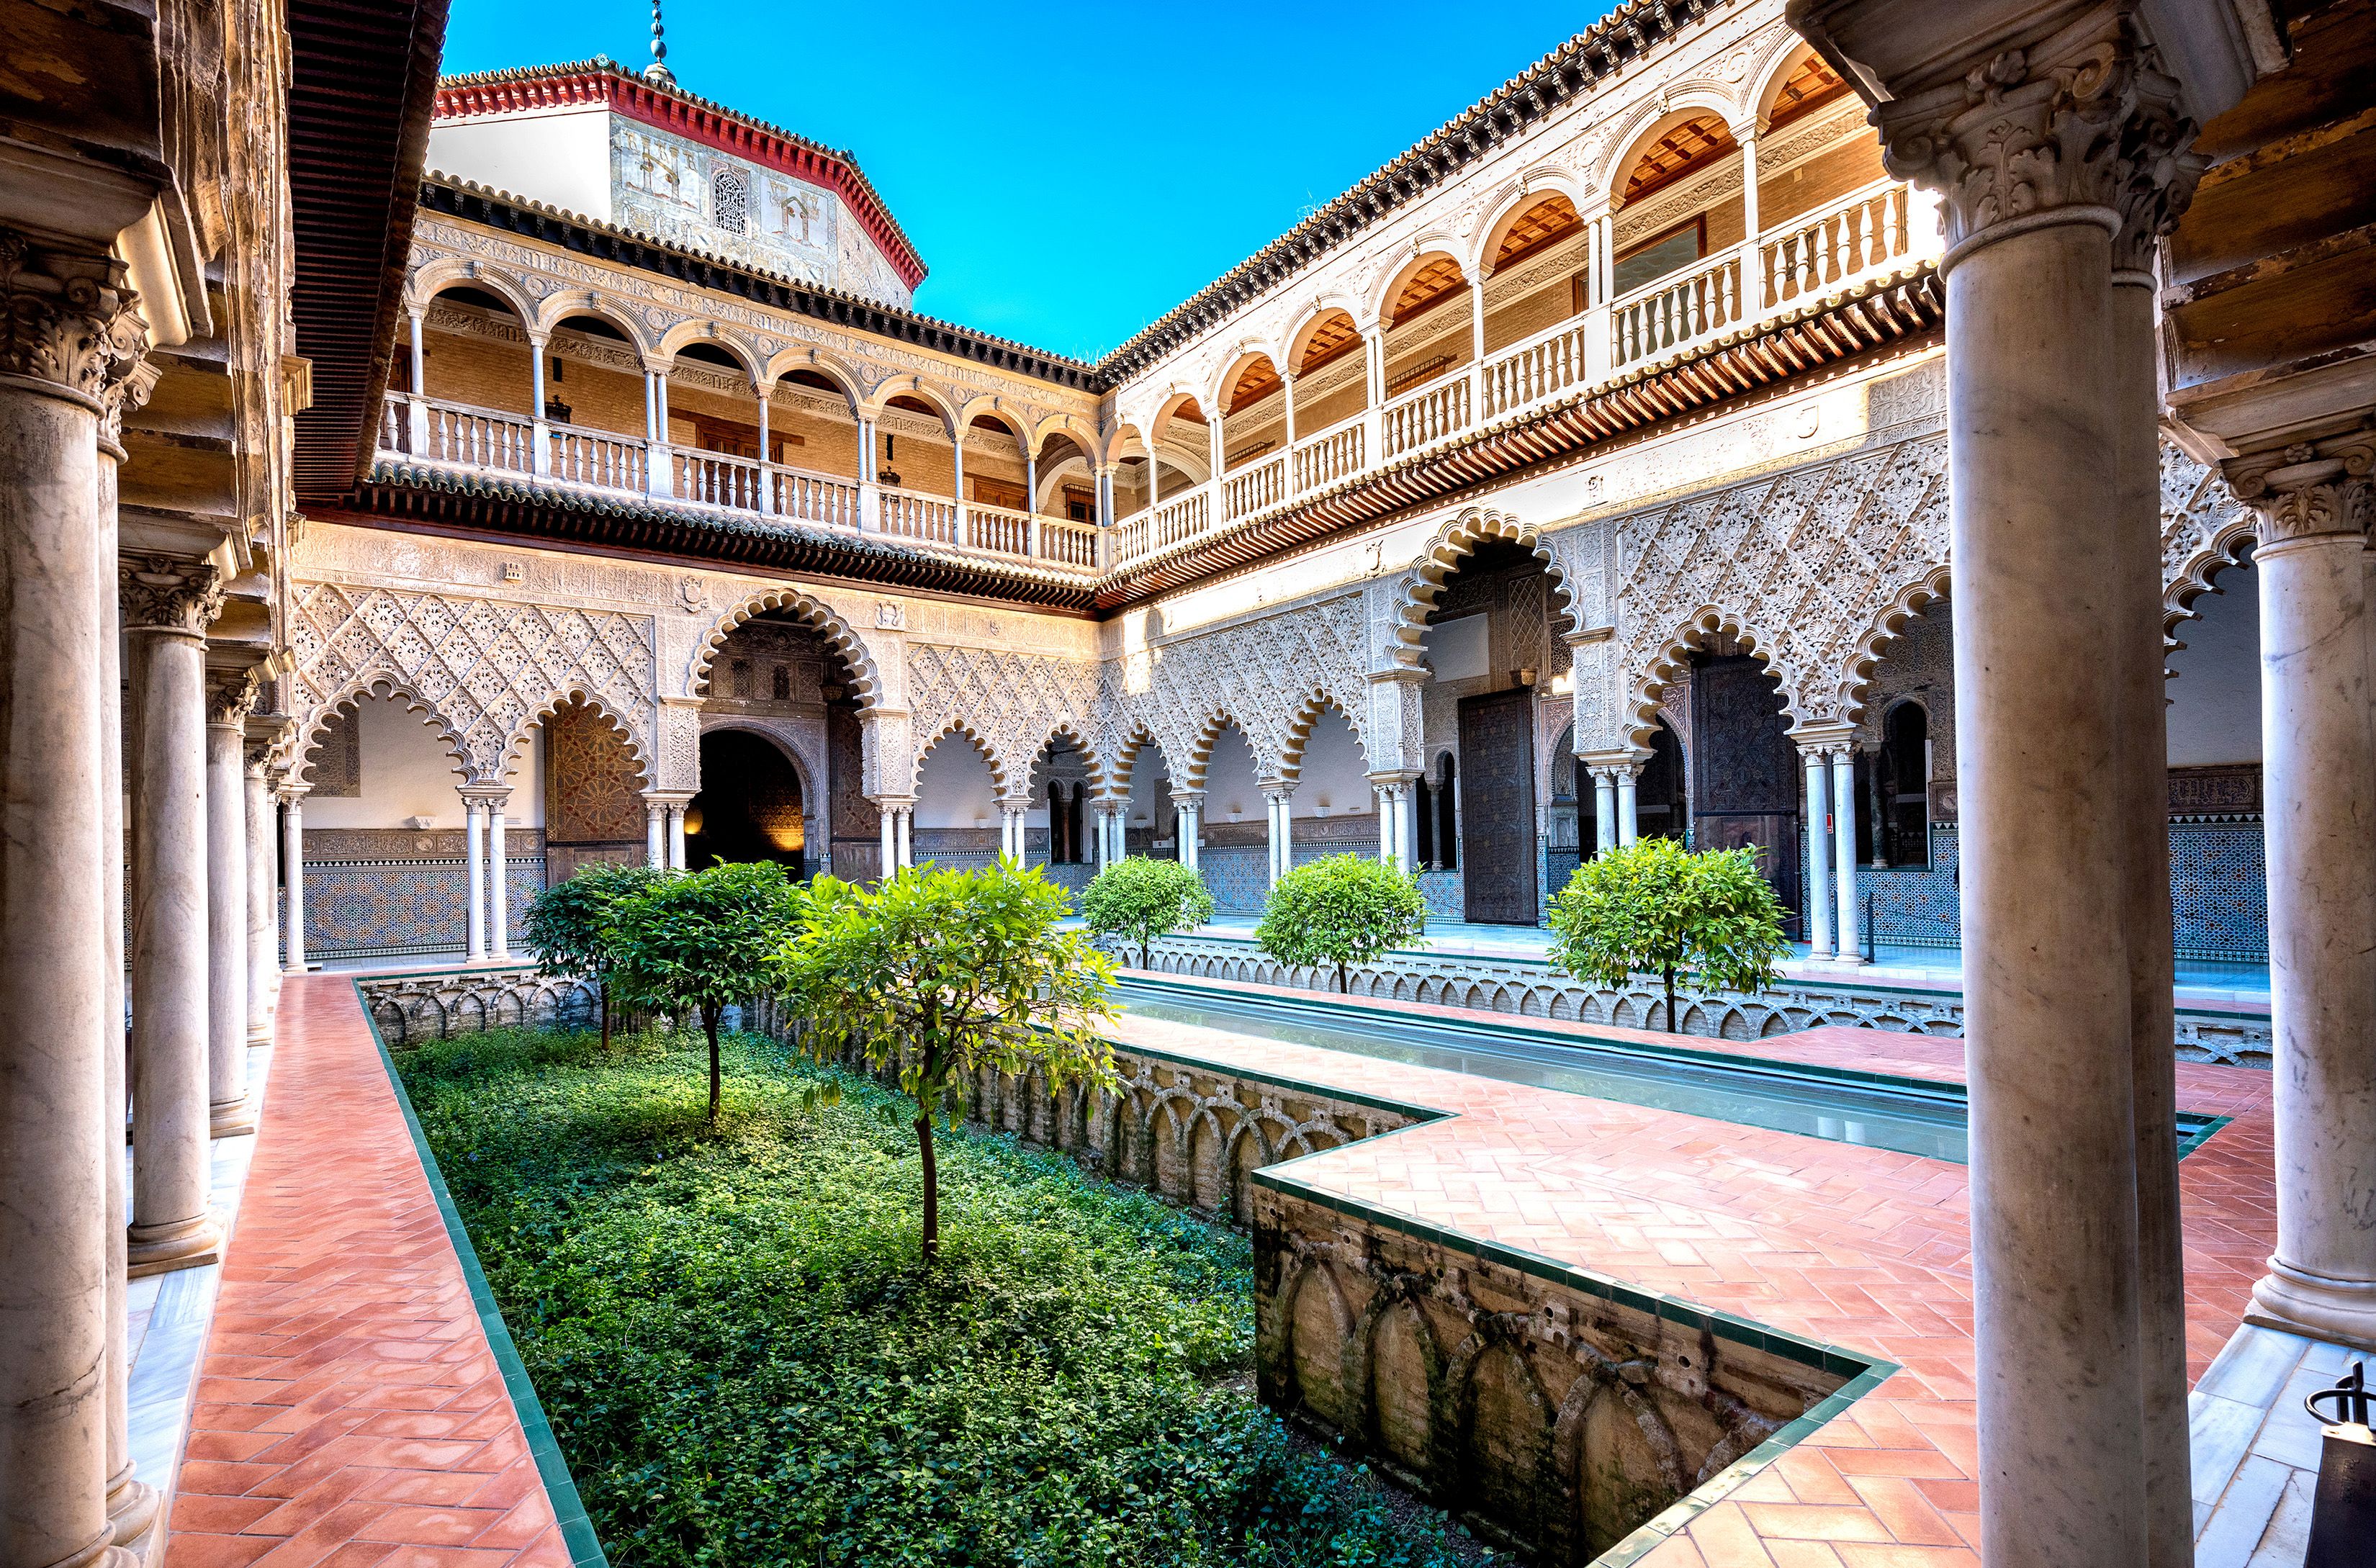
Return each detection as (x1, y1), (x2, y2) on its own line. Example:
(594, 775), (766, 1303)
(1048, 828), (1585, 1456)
(1836, 564), (1954, 726)
(1623, 606), (1802, 748)
(2165, 512), (2259, 644)
(914, 718), (1012, 796)
(1277, 690), (1364, 783)
(688, 588), (883, 709)
(1386, 506), (1578, 670)
(295, 675), (471, 787)
(499, 687), (656, 792)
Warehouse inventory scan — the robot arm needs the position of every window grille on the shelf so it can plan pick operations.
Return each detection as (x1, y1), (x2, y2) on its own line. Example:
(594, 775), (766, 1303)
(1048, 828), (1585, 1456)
(713, 169), (748, 235)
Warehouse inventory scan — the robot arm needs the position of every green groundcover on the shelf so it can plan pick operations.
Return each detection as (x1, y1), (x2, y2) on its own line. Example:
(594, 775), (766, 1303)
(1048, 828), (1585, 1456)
(392, 1025), (1487, 1568)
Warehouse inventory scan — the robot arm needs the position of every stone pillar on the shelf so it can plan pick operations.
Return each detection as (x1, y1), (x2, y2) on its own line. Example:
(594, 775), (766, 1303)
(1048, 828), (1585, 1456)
(1171, 790), (1203, 870)
(1264, 785), (1295, 886)
(645, 799), (665, 868)
(487, 793), (510, 958)
(894, 803), (912, 870)
(1614, 765), (1639, 847)
(204, 673), (258, 1135)
(2240, 436), (2376, 1348)
(1830, 749), (1862, 964)
(1852, 26), (2202, 1559)
(878, 801), (896, 878)
(280, 788), (307, 971)
(122, 556), (225, 1280)
(1591, 768), (1616, 857)
(1, 231), (146, 1568)
(244, 753), (275, 1042)
(1802, 747), (1835, 958)
(463, 796), (486, 960)
(667, 803), (688, 870)
(95, 398), (158, 1551)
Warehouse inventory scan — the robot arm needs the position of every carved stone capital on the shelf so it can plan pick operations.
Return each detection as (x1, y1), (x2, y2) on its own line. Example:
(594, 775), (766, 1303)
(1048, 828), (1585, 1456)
(120, 557), (225, 635)
(1873, 15), (2200, 267)
(2228, 432), (2376, 548)
(208, 668), (265, 727)
(0, 227), (150, 408)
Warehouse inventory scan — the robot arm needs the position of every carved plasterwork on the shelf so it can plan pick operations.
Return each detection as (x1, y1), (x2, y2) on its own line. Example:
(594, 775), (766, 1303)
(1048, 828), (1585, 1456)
(901, 643), (1103, 795)
(1109, 594), (1373, 785)
(287, 582), (658, 785)
(2161, 445), (2257, 636)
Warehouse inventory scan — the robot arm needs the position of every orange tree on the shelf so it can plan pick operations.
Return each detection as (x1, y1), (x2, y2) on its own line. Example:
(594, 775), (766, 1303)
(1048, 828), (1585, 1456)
(1545, 837), (1788, 1032)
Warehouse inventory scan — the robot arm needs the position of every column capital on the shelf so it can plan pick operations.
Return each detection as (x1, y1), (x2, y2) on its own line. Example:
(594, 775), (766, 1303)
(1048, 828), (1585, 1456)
(459, 784), (513, 806)
(1578, 747), (1643, 777)
(1167, 788), (1206, 808)
(2226, 428), (2376, 548)
(1364, 770), (1419, 789)
(276, 781), (312, 806)
(206, 667), (265, 728)
(0, 226), (150, 412)
(1792, 721), (1858, 756)
(120, 555), (223, 635)
(1862, 14), (2204, 271)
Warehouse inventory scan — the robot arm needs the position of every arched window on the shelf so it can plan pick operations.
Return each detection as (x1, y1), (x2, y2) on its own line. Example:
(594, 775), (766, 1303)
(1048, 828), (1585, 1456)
(1434, 752), (1459, 872)
(1878, 702), (1930, 867)
(712, 169), (748, 235)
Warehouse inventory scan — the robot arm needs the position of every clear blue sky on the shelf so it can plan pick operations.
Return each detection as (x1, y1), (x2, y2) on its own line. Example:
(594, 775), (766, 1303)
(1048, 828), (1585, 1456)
(438, 1), (1619, 362)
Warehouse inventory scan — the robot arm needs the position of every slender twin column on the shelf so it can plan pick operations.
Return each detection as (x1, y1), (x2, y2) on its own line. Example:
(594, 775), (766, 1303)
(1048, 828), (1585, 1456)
(1367, 774), (1418, 870)
(0, 229), (148, 1568)
(244, 755), (277, 1041)
(1590, 767), (1616, 856)
(646, 799), (666, 868)
(205, 672), (260, 1135)
(996, 800), (1029, 862)
(281, 785), (308, 971)
(459, 789), (515, 959)
(1170, 790), (1202, 870)
(1262, 785), (1295, 886)
(873, 799), (914, 875)
(1801, 746), (1835, 957)
(1795, 737), (1863, 962)
(122, 557), (225, 1278)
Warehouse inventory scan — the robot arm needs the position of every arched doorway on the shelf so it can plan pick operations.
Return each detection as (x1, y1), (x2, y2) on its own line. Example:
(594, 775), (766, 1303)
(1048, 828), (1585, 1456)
(685, 730), (805, 873)
(1688, 641), (1801, 934)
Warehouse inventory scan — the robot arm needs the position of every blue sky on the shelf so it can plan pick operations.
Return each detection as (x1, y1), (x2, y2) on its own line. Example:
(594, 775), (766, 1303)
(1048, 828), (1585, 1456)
(438, 1), (1619, 362)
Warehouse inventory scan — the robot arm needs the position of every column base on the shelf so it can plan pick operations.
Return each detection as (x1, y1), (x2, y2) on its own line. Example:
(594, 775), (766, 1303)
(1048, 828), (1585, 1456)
(107, 1469), (160, 1556)
(125, 1215), (222, 1276)
(44, 1523), (140, 1568)
(2247, 1259), (2376, 1353)
(209, 1094), (258, 1137)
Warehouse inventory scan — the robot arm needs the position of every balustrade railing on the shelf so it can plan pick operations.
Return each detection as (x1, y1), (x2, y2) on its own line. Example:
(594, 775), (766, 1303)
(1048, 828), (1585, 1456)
(1038, 516), (1101, 569)
(1380, 377), (1472, 460)
(1221, 453), (1287, 521)
(1481, 319), (1589, 418)
(1611, 251), (1746, 369)
(675, 449), (765, 512)
(967, 500), (1034, 557)
(1760, 181), (1918, 309)
(422, 399), (536, 474)
(548, 423), (647, 492)
(877, 485), (959, 546)
(1291, 416), (1364, 493)
(773, 466), (859, 528)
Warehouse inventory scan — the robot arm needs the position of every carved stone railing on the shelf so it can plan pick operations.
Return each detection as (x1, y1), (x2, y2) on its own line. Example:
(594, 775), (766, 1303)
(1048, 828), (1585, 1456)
(1221, 452), (1287, 522)
(773, 464), (860, 528)
(1290, 415), (1364, 494)
(875, 483), (959, 546)
(1480, 317), (1591, 419)
(1380, 375), (1471, 460)
(549, 421), (647, 491)
(1759, 180), (1922, 310)
(674, 447), (765, 512)
(1611, 251), (1746, 370)
(966, 498), (1033, 557)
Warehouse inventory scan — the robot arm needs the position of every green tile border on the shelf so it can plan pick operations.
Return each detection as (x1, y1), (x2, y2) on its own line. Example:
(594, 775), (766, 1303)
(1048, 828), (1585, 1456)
(358, 984), (611, 1568)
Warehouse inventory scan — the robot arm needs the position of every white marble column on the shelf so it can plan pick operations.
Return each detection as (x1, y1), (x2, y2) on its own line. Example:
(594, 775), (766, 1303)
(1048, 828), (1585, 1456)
(1171, 790), (1202, 870)
(894, 804), (912, 870)
(204, 674), (258, 1135)
(667, 803), (688, 870)
(464, 796), (486, 960)
(1830, 748), (1862, 965)
(244, 754), (276, 1042)
(878, 801), (896, 878)
(1614, 765), (1639, 847)
(2243, 441), (2376, 1348)
(646, 800), (666, 868)
(1802, 747), (1835, 958)
(1264, 785), (1295, 886)
(487, 793), (510, 958)
(281, 787), (307, 971)
(1, 235), (145, 1568)
(1591, 768), (1616, 857)
(123, 557), (224, 1279)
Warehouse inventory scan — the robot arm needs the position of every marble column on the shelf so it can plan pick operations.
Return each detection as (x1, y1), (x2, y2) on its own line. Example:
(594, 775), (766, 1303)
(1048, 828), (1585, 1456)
(1591, 769), (1616, 857)
(1375, 782), (1399, 862)
(244, 755), (276, 1042)
(645, 800), (665, 868)
(2242, 438), (2376, 1348)
(463, 797), (486, 960)
(1802, 747), (1835, 958)
(1171, 790), (1202, 870)
(280, 788), (307, 972)
(878, 801), (896, 878)
(95, 395), (158, 1552)
(1, 232), (145, 1568)
(1614, 765), (1639, 846)
(1829, 749), (1862, 964)
(487, 793), (510, 958)
(1264, 786), (1295, 886)
(1866, 30), (2185, 1559)
(894, 804), (912, 870)
(667, 803), (688, 870)
(123, 556), (224, 1278)
(205, 674), (258, 1136)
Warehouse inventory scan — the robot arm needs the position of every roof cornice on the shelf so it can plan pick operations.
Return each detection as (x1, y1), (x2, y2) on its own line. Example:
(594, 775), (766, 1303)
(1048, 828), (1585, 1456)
(432, 60), (929, 291)
(1092, 0), (1732, 382)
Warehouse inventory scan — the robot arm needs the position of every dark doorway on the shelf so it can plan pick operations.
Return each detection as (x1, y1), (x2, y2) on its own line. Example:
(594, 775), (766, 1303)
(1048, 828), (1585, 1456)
(1458, 689), (1537, 924)
(1637, 717), (1687, 842)
(686, 730), (805, 875)
(1688, 654), (1801, 935)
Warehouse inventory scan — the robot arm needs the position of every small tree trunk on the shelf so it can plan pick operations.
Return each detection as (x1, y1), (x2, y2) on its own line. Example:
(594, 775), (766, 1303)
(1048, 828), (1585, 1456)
(599, 978), (611, 1053)
(1140, 939), (1151, 969)
(1336, 962), (1349, 993)
(703, 1004), (722, 1124)
(915, 1113), (940, 1263)
(1663, 962), (1678, 1035)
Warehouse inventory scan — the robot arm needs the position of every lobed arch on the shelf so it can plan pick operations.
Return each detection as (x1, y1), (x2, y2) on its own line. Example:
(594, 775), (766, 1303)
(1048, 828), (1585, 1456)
(1624, 607), (1801, 748)
(762, 348), (867, 415)
(1369, 245), (1469, 328)
(1183, 708), (1257, 790)
(654, 319), (765, 382)
(530, 289), (656, 361)
(1105, 723), (1171, 799)
(688, 586), (883, 709)
(1384, 505), (1579, 670)
(1470, 172), (1592, 279)
(2164, 510), (2259, 645)
(1277, 690), (1365, 784)
(1026, 721), (1107, 801)
(405, 258), (541, 328)
(915, 718), (1015, 796)
(295, 673), (472, 787)
(499, 687), (656, 793)
(1591, 91), (1745, 212)
(1835, 564), (1954, 728)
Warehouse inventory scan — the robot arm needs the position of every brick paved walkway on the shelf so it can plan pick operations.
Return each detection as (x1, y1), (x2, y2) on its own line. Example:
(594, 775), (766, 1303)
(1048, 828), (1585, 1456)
(166, 976), (570, 1568)
(1105, 978), (2280, 1567)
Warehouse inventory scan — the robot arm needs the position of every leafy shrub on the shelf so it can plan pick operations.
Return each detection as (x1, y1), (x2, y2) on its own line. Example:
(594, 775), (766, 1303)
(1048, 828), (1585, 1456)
(522, 862), (662, 1050)
(1254, 854), (1427, 992)
(1544, 837), (1789, 1032)
(396, 1027), (1480, 1568)
(1079, 855), (1217, 968)
(775, 861), (1117, 1261)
